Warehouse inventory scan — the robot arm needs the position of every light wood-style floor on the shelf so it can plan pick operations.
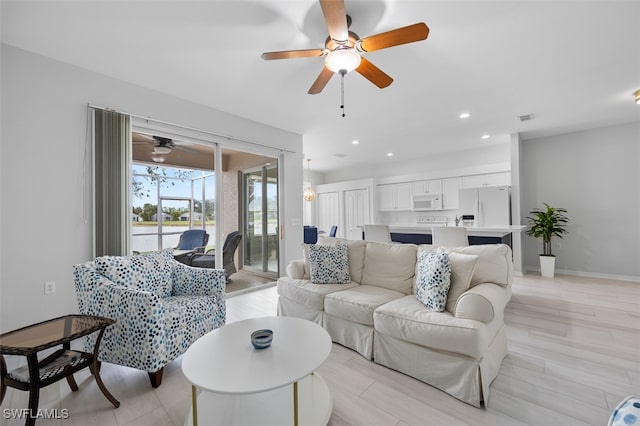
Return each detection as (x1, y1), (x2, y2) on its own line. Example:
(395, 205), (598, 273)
(1, 274), (638, 425)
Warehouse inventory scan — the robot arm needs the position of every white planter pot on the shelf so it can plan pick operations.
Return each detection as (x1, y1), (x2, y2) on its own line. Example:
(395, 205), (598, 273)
(539, 255), (556, 278)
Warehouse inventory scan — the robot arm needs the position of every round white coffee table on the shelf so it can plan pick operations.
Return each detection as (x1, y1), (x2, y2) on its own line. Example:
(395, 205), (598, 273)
(182, 316), (332, 426)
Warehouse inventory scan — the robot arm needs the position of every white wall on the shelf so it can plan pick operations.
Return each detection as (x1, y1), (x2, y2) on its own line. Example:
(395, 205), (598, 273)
(323, 143), (511, 183)
(521, 122), (640, 280)
(302, 169), (325, 226)
(0, 45), (303, 332)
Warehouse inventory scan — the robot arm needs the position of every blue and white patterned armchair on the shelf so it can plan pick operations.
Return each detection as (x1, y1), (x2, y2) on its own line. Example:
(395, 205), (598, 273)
(73, 249), (226, 387)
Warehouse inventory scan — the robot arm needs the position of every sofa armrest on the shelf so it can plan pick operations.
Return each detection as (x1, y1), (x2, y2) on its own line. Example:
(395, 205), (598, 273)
(286, 259), (306, 279)
(454, 283), (512, 323)
(171, 262), (226, 297)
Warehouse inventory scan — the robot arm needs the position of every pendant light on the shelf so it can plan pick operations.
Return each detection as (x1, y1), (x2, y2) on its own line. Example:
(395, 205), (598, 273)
(303, 159), (316, 202)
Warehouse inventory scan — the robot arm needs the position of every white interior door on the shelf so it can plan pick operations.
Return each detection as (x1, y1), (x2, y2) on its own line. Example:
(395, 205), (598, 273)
(344, 188), (370, 239)
(317, 191), (338, 235)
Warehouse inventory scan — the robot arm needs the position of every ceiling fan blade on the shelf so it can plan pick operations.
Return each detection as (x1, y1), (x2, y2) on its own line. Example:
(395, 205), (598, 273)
(132, 132), (154, 143)
(261, 49), (325, 60)
(308, 67), (334, 94)
(356, 57), (393, 89)
(359, 22), (429, 52)
(174, 145), (199, 155)
(319, 0), (349, 43)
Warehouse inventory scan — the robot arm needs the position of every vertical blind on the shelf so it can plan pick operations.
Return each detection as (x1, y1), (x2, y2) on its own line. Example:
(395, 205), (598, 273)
(94, 109), (131, 256)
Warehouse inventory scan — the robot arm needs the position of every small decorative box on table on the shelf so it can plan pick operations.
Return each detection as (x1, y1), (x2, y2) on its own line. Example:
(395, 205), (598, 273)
(0, 314), (120, 426)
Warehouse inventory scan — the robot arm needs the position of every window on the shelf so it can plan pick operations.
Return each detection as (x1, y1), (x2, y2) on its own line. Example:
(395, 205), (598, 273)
(131, 164), (216, 253)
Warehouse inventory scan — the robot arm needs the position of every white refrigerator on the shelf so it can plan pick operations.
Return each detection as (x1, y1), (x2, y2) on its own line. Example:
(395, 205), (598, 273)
(458, 185), (511, 226)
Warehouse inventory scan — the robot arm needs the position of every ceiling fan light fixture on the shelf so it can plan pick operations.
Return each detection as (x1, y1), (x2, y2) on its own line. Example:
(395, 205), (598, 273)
(154, 146), (171, 155)
(325, 48), (361, 73)
(151, 153), (166, 163)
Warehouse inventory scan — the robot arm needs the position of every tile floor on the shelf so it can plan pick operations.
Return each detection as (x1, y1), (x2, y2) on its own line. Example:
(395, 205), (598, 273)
(1, 273), (638, 425)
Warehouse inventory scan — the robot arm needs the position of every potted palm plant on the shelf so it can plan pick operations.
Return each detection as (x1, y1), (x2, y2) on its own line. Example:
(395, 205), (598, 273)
(526, 203), (569, 278)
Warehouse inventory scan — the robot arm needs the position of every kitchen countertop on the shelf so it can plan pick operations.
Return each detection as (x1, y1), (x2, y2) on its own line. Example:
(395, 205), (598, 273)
(388, 225), (526, 237)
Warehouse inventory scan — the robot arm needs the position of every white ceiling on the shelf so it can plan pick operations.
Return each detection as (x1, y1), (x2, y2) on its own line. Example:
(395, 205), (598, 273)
(2, 1), (639, 173)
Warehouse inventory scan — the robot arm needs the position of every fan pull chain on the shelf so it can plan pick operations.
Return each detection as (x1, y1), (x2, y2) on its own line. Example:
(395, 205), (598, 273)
(340, 70), (347, 118)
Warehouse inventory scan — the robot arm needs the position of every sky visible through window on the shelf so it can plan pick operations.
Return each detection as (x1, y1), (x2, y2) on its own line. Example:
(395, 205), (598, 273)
(131, 163), (214, 210)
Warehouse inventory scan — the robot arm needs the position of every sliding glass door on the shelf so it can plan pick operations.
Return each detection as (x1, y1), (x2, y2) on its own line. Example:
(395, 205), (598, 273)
(131, 164), (216, 254)
(243, 164), (278, 275)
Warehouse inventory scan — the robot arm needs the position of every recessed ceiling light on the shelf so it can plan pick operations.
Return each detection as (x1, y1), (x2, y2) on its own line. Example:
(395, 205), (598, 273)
(459, 112), (471, 119)
(387, 152), (393, 157)
(481, 134), (490, 140)
(352, 140), (359, 145)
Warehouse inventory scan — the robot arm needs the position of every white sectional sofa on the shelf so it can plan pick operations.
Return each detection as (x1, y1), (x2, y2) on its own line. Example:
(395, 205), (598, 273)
(277, 238), (513, 407)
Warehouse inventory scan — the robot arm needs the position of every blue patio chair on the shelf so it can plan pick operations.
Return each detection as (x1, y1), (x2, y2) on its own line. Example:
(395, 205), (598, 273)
(174, 229), (209, 264)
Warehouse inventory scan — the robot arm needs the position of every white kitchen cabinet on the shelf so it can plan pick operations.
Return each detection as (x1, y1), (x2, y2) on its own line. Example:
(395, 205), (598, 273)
(461, 174), (485, 188)
(462, 172), (510, 188)
(378, 184), (394, 211)
(396, 183), (412, 210)
(483, 172), (511, 186)
(378, 183), (412, 211)
(442, 177), (462, 210)
(411, 179), (442, 195)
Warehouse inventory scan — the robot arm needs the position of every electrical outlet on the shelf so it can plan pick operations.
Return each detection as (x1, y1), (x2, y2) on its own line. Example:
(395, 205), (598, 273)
(44, 281), (56, 295)
(555, 243), (562, 249)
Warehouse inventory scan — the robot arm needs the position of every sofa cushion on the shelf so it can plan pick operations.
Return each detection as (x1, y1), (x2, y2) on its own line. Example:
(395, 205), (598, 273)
(277, 277), (359, 311)
(415, 252), (451, 311)
(162, 295), (212, 330)
(95, 249), (174, 297)
(416, 246), (479, 312)
(418, 243), (511, 288)
(325, 285), (405, 326)
(308, 243), (351, 284)
(361, 242), (417, 294)
(449, 244), (513, 287)
(373, 295), (491, 360)
(445, 252), (479, 313)
(304, 238), (367, 283)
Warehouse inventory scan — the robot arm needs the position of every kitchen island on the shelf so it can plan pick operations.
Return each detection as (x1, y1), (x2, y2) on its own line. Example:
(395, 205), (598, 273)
(388, 225), (526, 246)
(353, 224), (526, 275)
(387, 224), (526, 276)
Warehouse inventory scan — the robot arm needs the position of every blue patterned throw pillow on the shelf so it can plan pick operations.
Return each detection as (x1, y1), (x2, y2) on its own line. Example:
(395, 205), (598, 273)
(308, 243), (350, 284)
(95, 249), (174, 297)
(415, 251), (452, 311)
(609, 396), (640, 426)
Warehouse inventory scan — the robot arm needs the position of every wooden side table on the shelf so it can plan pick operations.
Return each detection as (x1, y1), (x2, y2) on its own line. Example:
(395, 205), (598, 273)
(0, 315), (120, 425)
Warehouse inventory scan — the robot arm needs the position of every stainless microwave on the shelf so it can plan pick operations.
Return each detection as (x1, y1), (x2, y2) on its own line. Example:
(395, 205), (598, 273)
(412, 193), (443, 211)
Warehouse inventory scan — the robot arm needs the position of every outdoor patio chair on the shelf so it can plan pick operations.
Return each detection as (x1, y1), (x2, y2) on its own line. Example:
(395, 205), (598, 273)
(191, 231), (242, 281)
(174, 229), (209, 265)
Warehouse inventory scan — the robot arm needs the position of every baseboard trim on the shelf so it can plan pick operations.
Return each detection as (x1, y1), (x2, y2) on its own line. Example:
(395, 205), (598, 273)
(524, 266), (639, 283)
(226, 281), (276, 298)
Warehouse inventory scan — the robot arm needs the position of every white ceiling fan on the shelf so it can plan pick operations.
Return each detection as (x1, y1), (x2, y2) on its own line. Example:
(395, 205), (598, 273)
(133, 133), (199, 163)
